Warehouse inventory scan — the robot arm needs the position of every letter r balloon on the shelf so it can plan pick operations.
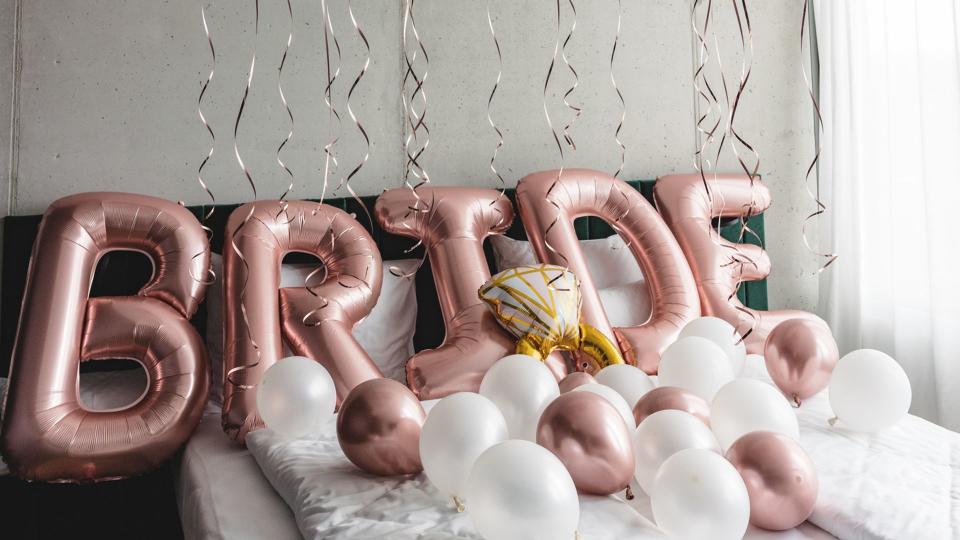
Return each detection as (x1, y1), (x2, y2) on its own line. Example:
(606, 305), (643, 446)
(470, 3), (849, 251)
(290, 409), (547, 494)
(221, 201), (384, 442)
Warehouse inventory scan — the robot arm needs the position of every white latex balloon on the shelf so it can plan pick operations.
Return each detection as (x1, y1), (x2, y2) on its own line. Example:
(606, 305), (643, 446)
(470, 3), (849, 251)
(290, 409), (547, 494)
(632, 410), (721, 494)
(745, 353), (768, 377)
(595, 363), (656, 408)
(573, 383), (636, 429)
(256, 356), (336, 439)
(830, 349), (912, 432)
(658, 337), (734, 402)
(711, 378), (800, 451)
(679, 316), (746, 375)
(479, 354), (560, 440)
(420, 392), (509, 500)
(466, 440), (580, 540)
(652, 448), (750, 540)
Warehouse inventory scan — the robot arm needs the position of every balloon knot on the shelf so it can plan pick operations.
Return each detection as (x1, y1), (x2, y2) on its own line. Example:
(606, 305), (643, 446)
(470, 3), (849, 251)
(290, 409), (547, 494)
(625, 486), (634, 500)
(792, 395), (802, 408)
(828, 416), (838, 427)
(453, 496), (465, 513)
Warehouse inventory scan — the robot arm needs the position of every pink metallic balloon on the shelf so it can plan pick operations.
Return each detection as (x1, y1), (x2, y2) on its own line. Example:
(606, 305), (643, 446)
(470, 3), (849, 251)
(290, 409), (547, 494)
(632, 386), (710, 426)
(516, 169), (700, 374)
(726, 431), (819, 531)
(1, 193), (210, 482)
(764, 319), (838, 404)
(376, 187), (567, 400)
(559, 372), (596, 393)
(337, 378), (426, 476)
(222, 201), (384, 442)
(655, 174), (832, 354)
(536, 390), (635, 495)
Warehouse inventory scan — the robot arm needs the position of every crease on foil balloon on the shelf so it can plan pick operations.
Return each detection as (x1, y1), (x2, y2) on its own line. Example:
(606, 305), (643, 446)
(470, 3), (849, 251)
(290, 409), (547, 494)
(654, 173), (832, 354)
(799, 0), (837, 271)
(0, 193), (210, 482)
(376, 187), (567, 400)
(479, 264), (624, 369)
(516, 169), (700, 374)
(222, 200), (384, 442)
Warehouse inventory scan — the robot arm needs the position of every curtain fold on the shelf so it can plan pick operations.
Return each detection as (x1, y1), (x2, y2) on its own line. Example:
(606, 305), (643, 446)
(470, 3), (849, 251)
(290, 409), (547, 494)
(815, 0), (960, 430)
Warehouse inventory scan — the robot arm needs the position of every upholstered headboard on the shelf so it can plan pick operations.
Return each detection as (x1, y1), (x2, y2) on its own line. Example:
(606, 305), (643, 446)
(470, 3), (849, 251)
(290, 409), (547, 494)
(0, 180), (767, 374)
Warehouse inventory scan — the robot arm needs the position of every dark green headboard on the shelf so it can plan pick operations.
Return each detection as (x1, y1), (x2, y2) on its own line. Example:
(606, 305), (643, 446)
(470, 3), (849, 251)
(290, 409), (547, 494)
(0, 180), (766, 374)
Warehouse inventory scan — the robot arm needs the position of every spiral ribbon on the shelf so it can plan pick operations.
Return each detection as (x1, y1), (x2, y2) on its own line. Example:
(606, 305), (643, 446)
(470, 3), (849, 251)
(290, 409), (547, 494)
(192, 4), (217, 286)
(486, 0), (506, 230)
(226, 0), (262, 391)
(799, 0), (837, 271)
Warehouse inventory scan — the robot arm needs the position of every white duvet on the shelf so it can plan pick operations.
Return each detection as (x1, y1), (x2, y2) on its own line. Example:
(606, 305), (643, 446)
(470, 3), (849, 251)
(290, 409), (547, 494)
(247, 362), (959, 540)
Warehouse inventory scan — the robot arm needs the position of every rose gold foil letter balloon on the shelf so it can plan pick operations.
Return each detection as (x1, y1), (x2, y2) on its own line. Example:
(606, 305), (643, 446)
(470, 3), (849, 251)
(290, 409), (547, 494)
(1, 193), (210, 482)
(337, 378), (426, 476)
(655, 174), (831, 353)
(222, 201), (384, 442)
(516, 169), (700, 373)
(375, 187), (556, 400)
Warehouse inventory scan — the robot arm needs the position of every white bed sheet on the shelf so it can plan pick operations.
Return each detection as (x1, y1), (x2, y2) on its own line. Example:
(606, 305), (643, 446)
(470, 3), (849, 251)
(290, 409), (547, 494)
(176, 403), (302, 540)
(247, 398), (834, 540)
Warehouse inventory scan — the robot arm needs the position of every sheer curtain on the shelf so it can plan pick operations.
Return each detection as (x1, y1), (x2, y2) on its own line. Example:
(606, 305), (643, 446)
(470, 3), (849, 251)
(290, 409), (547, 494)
(815, 0), (960, 430)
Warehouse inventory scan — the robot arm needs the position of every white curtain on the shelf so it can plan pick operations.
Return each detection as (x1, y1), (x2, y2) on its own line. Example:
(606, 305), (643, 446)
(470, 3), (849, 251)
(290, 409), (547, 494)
(815, 0), (960, 430)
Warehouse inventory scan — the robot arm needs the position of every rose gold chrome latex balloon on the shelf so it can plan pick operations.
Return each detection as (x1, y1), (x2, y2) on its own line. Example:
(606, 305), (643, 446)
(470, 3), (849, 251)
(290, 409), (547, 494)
(558, 372), (596, 393)
(1, 193), (210, 482)
(337, 378), (426, 476)
(632, 386), (710, 427)
(764, 318), (838, 404)
(516, 169), (700, 374)
(536, 391), (635, 495)
(655, 174), (831, 354)
(726, 431), (819, 531)
(223, 201), (384, 442)
(376, 187), (566, 400)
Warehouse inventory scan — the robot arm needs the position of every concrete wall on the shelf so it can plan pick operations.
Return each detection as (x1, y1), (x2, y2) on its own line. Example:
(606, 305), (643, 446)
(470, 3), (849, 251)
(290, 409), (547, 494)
(0, 0), (819, 311)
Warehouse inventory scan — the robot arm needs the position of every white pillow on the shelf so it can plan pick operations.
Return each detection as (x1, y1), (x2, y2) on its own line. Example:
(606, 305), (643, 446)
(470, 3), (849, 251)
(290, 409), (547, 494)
(490, 235), (650, 324)
(489, 234), (645, 288)
(206, 254), (418, 404)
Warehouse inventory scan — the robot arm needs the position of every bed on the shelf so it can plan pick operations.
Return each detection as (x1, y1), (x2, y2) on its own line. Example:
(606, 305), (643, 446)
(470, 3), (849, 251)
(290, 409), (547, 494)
(2, 181), (954, 539)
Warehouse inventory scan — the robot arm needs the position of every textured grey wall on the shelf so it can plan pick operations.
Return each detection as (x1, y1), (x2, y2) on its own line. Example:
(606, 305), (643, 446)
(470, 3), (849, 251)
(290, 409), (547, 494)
(0, 0), (819, 311)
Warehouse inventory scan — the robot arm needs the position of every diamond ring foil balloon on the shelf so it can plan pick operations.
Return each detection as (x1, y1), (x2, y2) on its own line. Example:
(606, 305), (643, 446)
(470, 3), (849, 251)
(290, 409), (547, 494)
(479, 264), (624, 370)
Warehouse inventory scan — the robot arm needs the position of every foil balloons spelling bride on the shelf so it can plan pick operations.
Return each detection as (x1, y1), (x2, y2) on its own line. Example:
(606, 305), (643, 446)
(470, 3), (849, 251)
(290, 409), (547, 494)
(654, 173), (832, 354)
(376, 187), (565, 400)
(222, 200), (384, 442)
(479, 264), (625, 369)
(516, 169), (700, 374)
(1, 193), (210, 482)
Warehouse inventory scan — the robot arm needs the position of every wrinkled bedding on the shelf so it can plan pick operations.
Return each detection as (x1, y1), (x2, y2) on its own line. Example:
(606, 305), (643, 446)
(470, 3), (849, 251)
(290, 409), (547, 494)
(247, 361), (960, 540)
